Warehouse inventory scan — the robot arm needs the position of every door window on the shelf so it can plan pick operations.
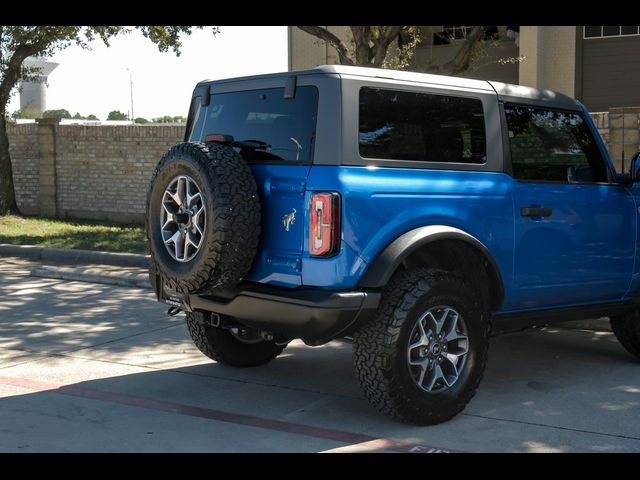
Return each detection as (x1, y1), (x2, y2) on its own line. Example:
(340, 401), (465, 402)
(504, 104), (609, 183)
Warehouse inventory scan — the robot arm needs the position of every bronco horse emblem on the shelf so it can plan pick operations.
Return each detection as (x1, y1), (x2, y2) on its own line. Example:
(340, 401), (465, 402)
(282, 208), (297, 232)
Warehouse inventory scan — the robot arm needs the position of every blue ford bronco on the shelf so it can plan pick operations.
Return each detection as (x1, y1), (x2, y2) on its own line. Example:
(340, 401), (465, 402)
(147, 65), (640, 425)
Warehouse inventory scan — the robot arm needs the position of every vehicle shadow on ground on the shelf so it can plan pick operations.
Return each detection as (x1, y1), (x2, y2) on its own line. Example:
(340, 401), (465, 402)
(1, 322), (639, 452)
(0, 268), (179, 355)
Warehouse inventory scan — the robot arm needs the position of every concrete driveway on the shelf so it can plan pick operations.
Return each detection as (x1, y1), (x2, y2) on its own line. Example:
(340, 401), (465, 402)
(1, 257), (639, 453)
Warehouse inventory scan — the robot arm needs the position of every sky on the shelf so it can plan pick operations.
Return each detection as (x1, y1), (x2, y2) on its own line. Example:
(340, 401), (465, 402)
(8, 26), (288, 121)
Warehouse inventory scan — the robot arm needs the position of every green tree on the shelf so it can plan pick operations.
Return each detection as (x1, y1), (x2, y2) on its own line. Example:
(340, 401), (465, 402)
(153, 115), (186, 123)
(86, 114), (99, 121)
(297, 26), (489, 75)
(11, 109), (39, 119)
(0, 26), (218, 214)
(107, 110), (128, 121)
(72, 112), (85, 119)
(134, 117), (149, 124)
(42, 108), (71, 119)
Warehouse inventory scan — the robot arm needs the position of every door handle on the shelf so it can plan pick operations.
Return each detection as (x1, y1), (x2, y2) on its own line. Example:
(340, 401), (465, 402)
(521, 207), (552, 218)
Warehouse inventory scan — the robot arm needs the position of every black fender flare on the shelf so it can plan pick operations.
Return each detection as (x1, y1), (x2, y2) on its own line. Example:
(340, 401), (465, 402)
(358, 225), (505, 309)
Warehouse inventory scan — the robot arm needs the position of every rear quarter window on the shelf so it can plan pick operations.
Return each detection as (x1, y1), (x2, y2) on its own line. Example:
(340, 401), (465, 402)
(359, 87), (487, 164)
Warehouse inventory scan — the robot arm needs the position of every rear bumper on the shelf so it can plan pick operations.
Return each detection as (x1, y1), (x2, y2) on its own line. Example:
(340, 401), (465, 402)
(150, 272), (381, 344)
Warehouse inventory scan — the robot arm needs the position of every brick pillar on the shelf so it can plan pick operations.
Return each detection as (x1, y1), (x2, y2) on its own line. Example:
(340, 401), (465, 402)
(36, 118), (59, 217)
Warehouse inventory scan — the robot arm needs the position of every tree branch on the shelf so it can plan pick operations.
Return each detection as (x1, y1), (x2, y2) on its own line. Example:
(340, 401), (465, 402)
(350, 26), (372, 66)
(297, 26), (354, 65)
(428, 26), (485, 75)
(372, 26), (402, 67)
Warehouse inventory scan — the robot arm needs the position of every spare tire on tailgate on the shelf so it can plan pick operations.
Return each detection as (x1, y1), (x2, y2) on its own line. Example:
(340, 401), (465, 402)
(146, 142), (260, 294)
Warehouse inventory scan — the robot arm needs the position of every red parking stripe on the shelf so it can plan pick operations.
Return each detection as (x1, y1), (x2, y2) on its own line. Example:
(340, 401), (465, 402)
(0, 374), (459, 453)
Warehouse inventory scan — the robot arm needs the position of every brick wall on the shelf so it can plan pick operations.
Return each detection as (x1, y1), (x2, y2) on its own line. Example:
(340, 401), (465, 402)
(7, 123), (39, 215)
(55, 125), (184, 223)
(591, 108), (640, 173)
(8, 121), (184, 223)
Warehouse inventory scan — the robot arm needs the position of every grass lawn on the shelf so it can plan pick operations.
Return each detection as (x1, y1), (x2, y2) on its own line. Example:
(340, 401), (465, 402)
(0, 215), (147, 254)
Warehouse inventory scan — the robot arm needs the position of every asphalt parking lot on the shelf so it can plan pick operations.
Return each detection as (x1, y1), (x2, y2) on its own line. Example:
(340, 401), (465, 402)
(1, 257), (639, 453)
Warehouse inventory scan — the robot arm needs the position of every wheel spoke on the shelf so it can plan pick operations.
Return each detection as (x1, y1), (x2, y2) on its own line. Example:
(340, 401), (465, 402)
(409, 318), (429, 350)
(192, 205), (205, 236)
(445, 329), (467, 343)
(417, 362), (428, 387)
(185, 231), (201, 251)
(423, 364), (444, 392)
(441, 354), (460, 386)
(187, 191), (202, 209)
(164, 230), (185, 261)
(442, 310), (459, 337)
(175, 234), (186, 261)
(178, 177), (188, 206)
(435, 308), (451, 335)
(409, 355), (427, 367)
(449, 340), (469, 356)
(161, 204), (177, 231)
(164, 230), (181, 246)
(167, 177), (184, 207)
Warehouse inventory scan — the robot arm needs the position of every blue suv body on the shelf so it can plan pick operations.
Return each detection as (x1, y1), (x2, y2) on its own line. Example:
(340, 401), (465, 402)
(149, 65), (640, 424)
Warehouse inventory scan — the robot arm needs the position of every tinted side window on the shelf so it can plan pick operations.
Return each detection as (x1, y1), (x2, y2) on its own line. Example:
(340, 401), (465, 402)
(196, 86), (318, 163)
(505, 105), (609, 183)
(359, 87), (487, 164)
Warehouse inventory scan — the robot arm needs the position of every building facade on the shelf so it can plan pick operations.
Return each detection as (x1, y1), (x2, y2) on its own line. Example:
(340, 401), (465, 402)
(288, 26), (640, 112)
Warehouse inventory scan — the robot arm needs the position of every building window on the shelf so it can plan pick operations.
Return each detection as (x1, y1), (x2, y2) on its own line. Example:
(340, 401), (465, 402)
(433, 26), (500, 45)
(584, 26), (640, 39)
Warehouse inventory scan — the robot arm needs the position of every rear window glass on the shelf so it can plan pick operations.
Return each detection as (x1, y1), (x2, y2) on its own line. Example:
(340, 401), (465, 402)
(193, 86), (318, 163)
(359, 87), (487, 164)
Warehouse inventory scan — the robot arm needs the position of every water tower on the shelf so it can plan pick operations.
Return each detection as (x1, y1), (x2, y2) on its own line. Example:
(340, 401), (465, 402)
(19, 57), (59, 114)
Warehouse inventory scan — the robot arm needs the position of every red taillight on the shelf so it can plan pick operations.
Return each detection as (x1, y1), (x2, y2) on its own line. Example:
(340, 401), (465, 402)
(310, 192), (341, 257)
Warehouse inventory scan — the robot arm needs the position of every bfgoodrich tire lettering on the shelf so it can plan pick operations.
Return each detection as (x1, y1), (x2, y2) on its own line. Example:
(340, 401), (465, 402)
(353, 267), (490, 425)
(146, 142), (260, 294)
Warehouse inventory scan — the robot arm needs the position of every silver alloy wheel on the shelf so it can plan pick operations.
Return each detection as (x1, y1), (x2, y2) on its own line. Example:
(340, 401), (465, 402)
(160, 175), (206, 262)
(407, 305), (469, 393)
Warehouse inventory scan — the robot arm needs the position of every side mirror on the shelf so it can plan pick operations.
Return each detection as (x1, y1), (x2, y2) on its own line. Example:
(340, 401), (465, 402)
(631, 151), (640, 181)
(617, 151), (640, 185)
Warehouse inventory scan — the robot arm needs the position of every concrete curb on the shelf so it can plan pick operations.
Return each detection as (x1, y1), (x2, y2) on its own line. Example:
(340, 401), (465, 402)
(0, 244), (150, 269)
(31, 265), (151, 290)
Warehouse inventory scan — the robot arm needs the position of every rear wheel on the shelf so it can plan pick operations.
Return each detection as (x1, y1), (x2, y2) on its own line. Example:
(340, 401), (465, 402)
(610, 310), (640, 360)
(353, 268), (490, 425)
(186, 311), (285, 367)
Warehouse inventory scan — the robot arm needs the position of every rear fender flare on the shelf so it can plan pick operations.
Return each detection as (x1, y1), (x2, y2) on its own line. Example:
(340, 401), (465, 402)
(358, 225), (504, 309)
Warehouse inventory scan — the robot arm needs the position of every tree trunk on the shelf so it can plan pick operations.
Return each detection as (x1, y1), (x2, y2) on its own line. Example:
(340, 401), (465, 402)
(0, 114), (18, 214)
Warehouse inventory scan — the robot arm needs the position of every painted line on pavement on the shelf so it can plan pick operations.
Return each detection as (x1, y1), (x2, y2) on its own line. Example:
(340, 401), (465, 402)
(0, 374), (460, 453)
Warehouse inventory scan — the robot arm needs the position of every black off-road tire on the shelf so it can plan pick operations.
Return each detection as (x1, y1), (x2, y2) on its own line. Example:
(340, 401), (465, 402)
(353, 267), (490, 425)
(146, 142), (260, 294)
(185, 311), (285, 367)
(610, 310), (640, 360)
